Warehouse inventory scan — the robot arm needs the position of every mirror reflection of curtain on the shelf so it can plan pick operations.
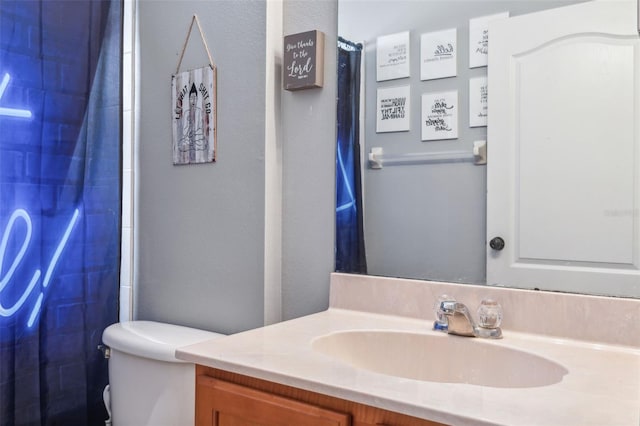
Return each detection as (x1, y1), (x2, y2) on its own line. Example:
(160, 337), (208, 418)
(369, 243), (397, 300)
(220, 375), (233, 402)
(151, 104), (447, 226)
(0, 0), (121, 424)
(336, 38), (367, 274)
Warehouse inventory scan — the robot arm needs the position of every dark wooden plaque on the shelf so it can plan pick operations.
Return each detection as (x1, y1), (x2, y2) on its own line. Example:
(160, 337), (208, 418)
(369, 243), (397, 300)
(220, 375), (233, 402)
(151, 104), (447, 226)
(283, 30), (325, 91)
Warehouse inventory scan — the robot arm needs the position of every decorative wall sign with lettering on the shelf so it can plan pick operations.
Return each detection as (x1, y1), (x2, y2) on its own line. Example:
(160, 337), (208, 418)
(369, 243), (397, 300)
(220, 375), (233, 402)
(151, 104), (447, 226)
(0, 208), (80, 328)
(421, 91), (458, 141)
(469, 12), (509, 68)
(376, 85), (410, 133)
(172, 66), (217, 165)
(469, 76), (488, 127)
(376, 31), (410, 81)
(420, 28), (457, 81)
(284, 30), (325, 91)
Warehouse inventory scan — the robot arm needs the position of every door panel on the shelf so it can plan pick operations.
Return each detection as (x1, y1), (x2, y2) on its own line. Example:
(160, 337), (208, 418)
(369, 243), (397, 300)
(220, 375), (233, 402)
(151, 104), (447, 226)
(487, 0), (640, 296)
(196, 376), (351, 426)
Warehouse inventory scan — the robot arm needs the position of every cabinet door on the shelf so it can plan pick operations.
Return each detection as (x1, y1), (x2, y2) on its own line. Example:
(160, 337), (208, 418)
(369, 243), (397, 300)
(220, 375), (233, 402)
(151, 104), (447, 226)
(196, 375), (351, 426)
(487, 0), (640, 297)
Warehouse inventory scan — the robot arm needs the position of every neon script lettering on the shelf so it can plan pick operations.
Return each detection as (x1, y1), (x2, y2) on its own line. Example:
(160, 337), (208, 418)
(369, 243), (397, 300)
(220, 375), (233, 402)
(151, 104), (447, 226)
(0, 209), (80, 327)
(0, 73), (32, 119)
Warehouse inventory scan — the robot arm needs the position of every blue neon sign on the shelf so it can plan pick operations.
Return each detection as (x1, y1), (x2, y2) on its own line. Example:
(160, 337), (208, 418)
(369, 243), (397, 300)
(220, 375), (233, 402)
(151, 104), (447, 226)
(0, 69), (47, 328)
(0, 208), (80, 327)
(0, 73), (32, 119)
(0, 69), (79, 328)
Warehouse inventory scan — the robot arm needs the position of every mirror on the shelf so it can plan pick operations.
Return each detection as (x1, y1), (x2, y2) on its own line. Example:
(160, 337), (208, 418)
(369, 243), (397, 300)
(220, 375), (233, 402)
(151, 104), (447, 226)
(336, 0), (639, 298)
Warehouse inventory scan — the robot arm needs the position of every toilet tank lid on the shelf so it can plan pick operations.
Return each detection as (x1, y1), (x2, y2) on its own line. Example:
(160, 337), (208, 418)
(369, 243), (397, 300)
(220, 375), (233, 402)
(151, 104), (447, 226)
(102, 321), (224, 363)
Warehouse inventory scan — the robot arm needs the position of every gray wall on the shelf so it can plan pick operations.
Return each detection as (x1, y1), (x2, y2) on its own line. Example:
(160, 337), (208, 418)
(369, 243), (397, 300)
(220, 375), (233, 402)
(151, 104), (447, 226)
(339, 1), (582, 284)
(281, 0), (338, 320)
(136, 0), (338, 330)
(136, 0), (593, 331)
(136, 0), (267, 334)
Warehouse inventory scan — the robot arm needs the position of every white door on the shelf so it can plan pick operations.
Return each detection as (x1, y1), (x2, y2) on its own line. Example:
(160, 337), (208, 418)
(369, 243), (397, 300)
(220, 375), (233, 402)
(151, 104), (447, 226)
(487, 0), (640, 297)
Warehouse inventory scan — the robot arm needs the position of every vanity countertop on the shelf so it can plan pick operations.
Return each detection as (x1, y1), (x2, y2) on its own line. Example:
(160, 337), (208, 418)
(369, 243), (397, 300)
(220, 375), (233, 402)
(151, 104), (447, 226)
(176, 273), (640, 426)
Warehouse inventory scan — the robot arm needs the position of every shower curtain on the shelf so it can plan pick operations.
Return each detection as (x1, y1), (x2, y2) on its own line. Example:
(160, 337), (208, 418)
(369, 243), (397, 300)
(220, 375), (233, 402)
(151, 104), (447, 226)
(336, 38), (367, 274)
(0, 0), (122, 424)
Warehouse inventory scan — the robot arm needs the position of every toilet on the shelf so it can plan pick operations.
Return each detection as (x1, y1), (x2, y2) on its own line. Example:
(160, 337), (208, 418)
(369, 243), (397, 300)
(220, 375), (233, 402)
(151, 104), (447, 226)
(101, 321), (224, 426)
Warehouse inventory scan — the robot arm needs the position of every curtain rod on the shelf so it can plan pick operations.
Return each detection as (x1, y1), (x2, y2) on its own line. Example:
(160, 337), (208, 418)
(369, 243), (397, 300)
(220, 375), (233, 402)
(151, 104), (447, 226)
(338, 37), (363, 51)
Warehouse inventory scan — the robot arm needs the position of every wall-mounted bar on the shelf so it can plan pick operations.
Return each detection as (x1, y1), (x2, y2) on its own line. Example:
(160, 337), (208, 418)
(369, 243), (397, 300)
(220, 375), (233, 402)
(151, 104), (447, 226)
(368, 140), (487, 169)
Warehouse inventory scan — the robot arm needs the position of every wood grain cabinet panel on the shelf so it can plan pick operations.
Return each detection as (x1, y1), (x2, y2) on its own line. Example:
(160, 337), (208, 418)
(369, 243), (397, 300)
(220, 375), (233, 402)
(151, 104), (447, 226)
(197, 375), (350, 426)
(195, 366), (447, 426)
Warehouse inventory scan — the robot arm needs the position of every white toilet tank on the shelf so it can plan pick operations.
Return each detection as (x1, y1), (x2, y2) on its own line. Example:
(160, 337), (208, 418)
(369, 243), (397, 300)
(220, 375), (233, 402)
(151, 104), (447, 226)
(102, 321), (223, 426)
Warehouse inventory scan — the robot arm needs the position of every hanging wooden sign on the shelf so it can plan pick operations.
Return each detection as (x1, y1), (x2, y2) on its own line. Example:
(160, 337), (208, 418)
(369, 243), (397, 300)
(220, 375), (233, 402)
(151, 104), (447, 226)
(172, 66), (216, 165)
(171, 14), (217, 165)
(283, 30), (325, 91)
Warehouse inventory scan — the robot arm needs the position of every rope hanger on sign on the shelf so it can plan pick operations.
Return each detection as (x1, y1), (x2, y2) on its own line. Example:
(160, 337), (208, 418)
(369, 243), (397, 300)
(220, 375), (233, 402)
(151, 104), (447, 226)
(175, 14), (216, 74)
(171, 13), (217, 166)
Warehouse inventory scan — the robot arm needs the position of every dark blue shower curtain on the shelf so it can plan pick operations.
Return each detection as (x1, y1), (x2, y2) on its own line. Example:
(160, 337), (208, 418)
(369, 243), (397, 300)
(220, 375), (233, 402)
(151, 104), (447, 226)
(336, 38), (366, 274)
(0, 1), (122, 425)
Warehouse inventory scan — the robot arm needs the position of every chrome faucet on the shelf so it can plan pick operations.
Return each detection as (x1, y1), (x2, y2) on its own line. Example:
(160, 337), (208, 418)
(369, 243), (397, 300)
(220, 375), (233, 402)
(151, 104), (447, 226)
(437, 300), (503, 339)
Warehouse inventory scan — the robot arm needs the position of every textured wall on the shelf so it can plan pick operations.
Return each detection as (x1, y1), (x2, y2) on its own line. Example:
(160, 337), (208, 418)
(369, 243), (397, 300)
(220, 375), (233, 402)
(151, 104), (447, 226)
(136, 0), (267, 334)
(282, 0), (338, 320)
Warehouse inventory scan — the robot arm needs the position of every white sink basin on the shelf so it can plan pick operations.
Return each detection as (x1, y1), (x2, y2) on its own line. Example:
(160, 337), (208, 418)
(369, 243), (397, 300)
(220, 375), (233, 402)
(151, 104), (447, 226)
(312, 330), (568, 388)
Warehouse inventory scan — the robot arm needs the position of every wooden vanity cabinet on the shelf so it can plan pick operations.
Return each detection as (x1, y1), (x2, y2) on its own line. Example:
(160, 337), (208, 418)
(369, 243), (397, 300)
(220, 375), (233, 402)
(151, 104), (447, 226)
(196, 375), (349, 426)
(195, 366), (446, 426)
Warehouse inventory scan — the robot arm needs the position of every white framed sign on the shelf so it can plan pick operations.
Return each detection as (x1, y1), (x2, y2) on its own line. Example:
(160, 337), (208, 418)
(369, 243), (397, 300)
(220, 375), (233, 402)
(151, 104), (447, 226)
(172, 66), (217, 165)
(421, 91), (458, 141)
(376, 85), (410, 133)
(420, 28), (457, 80)
(376, 31), (410, 81)
(469, 76), (488, 127)
(469, 12), (509, 68)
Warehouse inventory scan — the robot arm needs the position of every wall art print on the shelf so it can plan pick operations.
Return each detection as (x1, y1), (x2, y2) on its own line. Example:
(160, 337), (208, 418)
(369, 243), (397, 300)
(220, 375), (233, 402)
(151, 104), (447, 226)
(421, 91), (458, 141)
(376, 85), (411, 133)
(172, 65), (217, 165)
(376, 31), (410, 81)
(469, 12), (509, 68)
(469, 76), (488, 127)
(420, 28), (457, 80)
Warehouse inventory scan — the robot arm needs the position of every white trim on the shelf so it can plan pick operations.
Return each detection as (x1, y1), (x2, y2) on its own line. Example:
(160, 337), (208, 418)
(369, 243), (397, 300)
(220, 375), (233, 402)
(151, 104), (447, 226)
(120, 0), (138, 322)
(264, 0), (283, 325)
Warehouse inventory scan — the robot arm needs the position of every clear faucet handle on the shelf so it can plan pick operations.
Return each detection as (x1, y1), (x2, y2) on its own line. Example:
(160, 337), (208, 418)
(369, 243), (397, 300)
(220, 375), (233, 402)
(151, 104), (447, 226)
(433, 294), (455, 331)
(477, 298), (503, 329)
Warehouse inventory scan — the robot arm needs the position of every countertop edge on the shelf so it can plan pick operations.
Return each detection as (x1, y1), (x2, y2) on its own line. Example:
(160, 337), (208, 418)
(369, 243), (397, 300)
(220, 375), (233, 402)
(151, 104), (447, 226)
(175, 345), (494, 426)
(175, 308), (640, 426)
